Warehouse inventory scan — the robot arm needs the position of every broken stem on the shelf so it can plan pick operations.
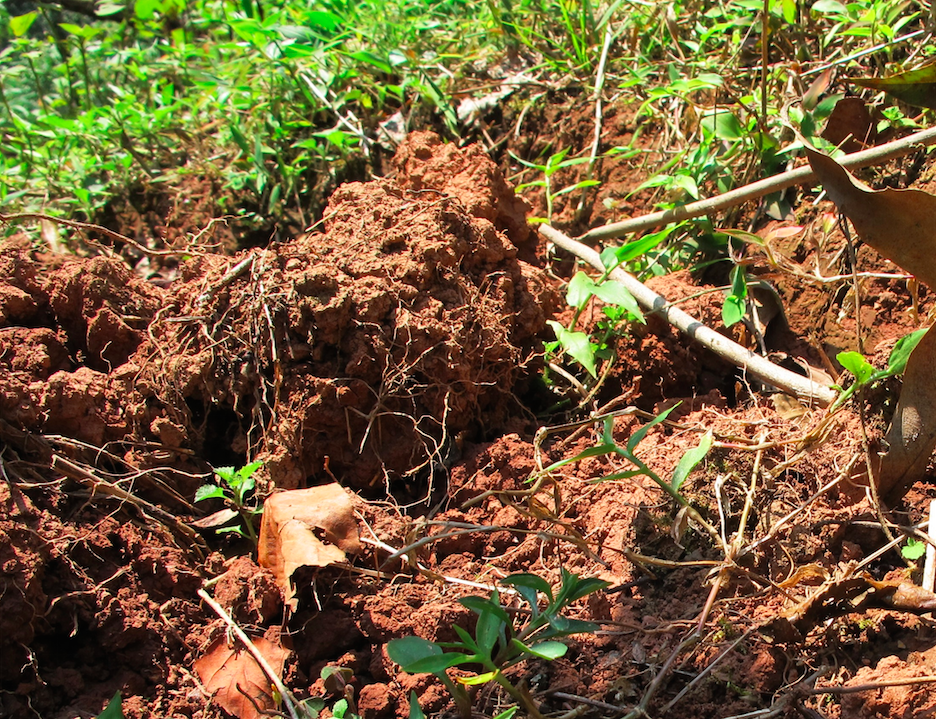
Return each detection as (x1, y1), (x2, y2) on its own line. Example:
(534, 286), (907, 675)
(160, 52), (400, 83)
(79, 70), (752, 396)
(540, 225), (839, 406)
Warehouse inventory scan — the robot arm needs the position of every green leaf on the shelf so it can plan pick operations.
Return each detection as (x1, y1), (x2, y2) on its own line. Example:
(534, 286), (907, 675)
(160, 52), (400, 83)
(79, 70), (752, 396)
(457, 670), (498, 686)
(702, 110), (743, 141)
(721, 294), (746, 328)
(566, 271), (596, 308)
(459, 596), (511, 626)
(298, 697), (326, 719)
(452, 624), (479, 652)
(561, 575), (611, 604)
(493, 708), (519, 719)
(194, 484), (225, 502)
(547, 321), (597, 378)
(10, 12), (37, 37)
(612, 226), (674, 263)
(96, 3), (127, 17)
(95, 693), (125, 719)
(670, 431), (713, 492)
(885, 328), (928, 377)
(543, 614), (600, 636)
(812, 0), (848, 14)
(406, 652), (474, 674)
(591, 280), (644, 323)
(134, 0), (161, 20)
(852, 65), (936, 110)
(512, 638), (568, 660)
(501, 573), (553, 603)
(626, 404), (679, 454)
(332, 698), (348, 719)
(543, 443), (617, 473)
(387, 637), (441, 668)
(474, 604), (504, 656)
(901, 537), (927, 561)
(407, 692), (426, 719)
(837, 351), (875, 385)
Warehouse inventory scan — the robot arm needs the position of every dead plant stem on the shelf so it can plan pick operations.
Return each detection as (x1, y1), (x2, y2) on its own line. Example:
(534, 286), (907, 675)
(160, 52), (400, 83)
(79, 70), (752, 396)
(580, 125), (936, 243)
(541, 225), (839, 406)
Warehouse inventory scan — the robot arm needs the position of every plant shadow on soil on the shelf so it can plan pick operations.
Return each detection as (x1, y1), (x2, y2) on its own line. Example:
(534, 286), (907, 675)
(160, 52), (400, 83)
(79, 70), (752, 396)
(2, 95), (936, 719)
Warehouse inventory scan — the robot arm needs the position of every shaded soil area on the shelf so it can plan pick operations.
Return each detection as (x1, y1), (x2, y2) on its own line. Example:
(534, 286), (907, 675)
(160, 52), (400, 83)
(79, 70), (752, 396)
(2, 109), (936, 719)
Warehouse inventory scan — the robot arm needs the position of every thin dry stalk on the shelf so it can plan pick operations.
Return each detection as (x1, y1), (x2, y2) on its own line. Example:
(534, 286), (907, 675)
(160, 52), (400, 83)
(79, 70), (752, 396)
(540, 225), (838, 406)
(197, 588), (300, 719)
(579, 125), (936, 243)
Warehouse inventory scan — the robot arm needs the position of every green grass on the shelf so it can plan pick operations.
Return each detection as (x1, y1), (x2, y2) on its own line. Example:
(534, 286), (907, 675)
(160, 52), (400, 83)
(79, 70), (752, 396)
(0, 0), (931, 248)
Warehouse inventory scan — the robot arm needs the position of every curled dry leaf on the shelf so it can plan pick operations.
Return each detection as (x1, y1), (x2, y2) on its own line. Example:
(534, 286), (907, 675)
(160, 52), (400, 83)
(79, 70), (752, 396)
(805, 144), (936, 502)
(258, 483), (360, 609)
(194, 637), (289, 719)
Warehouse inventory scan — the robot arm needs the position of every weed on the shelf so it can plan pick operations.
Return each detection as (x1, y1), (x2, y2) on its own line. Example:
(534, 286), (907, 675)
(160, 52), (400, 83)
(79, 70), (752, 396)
(194, 461), (264, 544)
(901, 537), (926, 561)
(833, 327), (928, 409)
(544, 406), (719, 541)
(387, 569), (608, 719)
(94, 692), (125, 719)
(514, 148), (601, 225)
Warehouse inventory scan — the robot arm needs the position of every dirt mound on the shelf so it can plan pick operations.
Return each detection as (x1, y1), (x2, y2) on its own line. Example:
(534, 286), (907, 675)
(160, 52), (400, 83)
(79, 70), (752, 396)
(1, 133), (557, 494)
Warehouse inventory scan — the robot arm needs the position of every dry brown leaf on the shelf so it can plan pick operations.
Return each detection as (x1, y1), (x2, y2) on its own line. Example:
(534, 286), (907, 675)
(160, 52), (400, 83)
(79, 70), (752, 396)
(804, 145), (936, 290)
(258, 483), (360, 608)
(194, 637), (288, 719)
(805, 145), (936, 502)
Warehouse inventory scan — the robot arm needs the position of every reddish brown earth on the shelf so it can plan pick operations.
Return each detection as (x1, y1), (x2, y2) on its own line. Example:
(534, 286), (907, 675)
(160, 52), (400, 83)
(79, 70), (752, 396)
(2, 110), (935, 719)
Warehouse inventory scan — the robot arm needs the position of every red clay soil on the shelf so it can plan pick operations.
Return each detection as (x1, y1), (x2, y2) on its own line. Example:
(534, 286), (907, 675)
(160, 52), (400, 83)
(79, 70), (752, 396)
(2, 126), (935, 719)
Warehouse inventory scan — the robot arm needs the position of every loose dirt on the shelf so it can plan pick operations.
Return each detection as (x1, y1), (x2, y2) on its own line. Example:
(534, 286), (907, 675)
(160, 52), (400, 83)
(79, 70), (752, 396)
(1, 106), (934, 719)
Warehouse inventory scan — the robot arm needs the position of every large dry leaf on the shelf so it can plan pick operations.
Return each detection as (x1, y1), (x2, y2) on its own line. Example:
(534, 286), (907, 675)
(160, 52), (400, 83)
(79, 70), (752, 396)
(258, 483), (360, 608)
(804, 145), (936, 289)
(194, 637), (288, 719)
(805, 145), (936, 502)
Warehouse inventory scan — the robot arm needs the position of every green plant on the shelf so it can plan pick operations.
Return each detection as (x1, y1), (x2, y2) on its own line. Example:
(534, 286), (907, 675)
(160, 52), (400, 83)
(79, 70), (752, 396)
(195, 461), (264, 543)
(514, 148), (601, 224)
(901, 537), (927, 561)
(297, 666), (361, 719)
(95, 692), (125, 719)
(544, 406), (719, 541)
(387, 569), (609, 719)
(833, 327), (928, 409)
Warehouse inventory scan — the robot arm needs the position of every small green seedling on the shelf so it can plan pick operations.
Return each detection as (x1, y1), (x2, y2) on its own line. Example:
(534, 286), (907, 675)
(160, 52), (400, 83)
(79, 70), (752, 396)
(901, 537), (927, 561)
(543, 406), (719, 541)
(833, 328), (928, 410)
(387, 569), (608, 719)
(194, 461), (264, 543)
(94, 692), (125, 719)
(514, 148), (601, 224)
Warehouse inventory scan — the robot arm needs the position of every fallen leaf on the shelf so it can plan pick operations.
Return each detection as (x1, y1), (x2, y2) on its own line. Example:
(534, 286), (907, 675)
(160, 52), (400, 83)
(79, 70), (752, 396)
(804, 145), (936, 289)
(805, 144), (936, 503)
(190, 508), (239, 529)
(851, 62), (936, 109)
(820, 97), (878, 152)
(194, 637), (288, 719)
(258, 483), (360, 608)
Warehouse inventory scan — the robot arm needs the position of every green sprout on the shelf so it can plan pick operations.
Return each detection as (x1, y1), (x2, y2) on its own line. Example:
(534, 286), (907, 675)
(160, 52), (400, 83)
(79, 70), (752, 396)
(194, 461), (265, 544)
(387, 569), (608, 719)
